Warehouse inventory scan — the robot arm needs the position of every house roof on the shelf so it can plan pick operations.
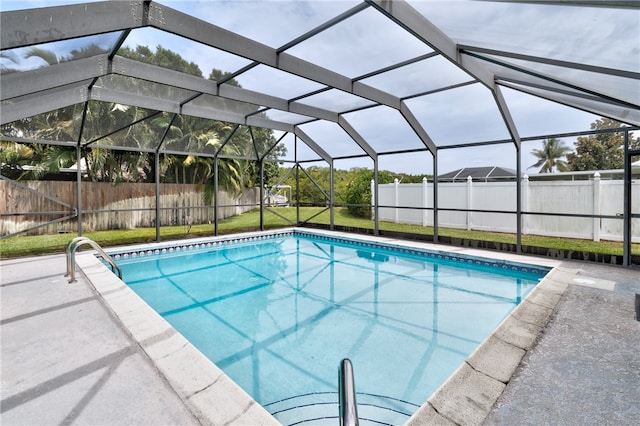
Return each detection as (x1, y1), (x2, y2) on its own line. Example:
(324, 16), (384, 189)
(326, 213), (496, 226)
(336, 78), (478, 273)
(438, 166), (517, 181)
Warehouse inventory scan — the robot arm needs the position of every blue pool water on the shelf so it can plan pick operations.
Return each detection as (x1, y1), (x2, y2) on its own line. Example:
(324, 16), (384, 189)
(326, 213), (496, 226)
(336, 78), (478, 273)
(114, 232), (546, 425)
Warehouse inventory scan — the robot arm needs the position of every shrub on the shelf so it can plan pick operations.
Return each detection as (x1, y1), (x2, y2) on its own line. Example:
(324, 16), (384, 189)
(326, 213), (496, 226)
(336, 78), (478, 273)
(344, 169), (393, 218)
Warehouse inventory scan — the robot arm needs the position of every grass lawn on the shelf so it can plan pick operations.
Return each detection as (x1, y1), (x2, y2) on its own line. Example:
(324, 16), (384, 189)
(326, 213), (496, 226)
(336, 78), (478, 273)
(1, 207), (637, 259)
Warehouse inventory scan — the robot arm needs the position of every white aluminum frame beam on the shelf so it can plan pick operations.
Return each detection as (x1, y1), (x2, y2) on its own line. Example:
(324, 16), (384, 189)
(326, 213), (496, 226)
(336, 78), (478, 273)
(368, 0), (523, 154)
(0, 1), (141, 50)
(293, 128), (332, 163)
(459, 45), (640, 81)
(367, 0), (494, 89)
(499, 80), (640, 126)
(338, 116), (378, 159)
(493, 85), (521, 147)
(1, 84), (89, 125)
(463, 51), (640, 110)
(1, 54), (111, 100)
(0, 0), (474, 158)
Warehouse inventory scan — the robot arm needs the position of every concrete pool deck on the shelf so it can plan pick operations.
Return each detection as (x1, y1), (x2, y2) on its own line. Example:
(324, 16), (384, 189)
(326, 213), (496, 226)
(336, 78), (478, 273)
(1, 230), (639, 425)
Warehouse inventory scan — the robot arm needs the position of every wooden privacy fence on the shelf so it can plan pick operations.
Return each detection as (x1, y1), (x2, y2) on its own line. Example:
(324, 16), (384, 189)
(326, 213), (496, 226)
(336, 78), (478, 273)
(0, 181), (259, 236)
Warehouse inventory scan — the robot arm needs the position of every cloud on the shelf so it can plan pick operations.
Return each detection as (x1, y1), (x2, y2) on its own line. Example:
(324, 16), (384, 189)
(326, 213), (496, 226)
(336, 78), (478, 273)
(285, 6), (432, 78)
(361, 55), (472, 98)
(404, 83), (511, 146)
(121, 27), (251, 77)
(178, 0), (360, 48)
(298, 120), (366, 157)
(500, 87), (601, 138)
(235, 65), (325, 98)
(342, 106), (426, 153)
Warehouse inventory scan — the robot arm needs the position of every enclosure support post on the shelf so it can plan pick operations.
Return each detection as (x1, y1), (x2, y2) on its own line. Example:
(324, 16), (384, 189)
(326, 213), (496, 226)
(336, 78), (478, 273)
(330, 160), (335, 231)
(75, 97), (92, 237)
(259, 159), (264, 231)
(433, 152), (439, 243)
(374, 156), (379, 236)
(623, 130), (631, 267)
(155, 151), (160, 242)
(214, 157), (219, 236)
(76, 143), (82, 236)
(153, 113), (177, 242)
(295, 136), (300, 226)
(516, 144), (522, 253)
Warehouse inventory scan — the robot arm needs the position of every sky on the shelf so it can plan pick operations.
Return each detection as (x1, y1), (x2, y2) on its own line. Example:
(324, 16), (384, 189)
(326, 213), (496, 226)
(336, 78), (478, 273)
(2, 0), (638, 175)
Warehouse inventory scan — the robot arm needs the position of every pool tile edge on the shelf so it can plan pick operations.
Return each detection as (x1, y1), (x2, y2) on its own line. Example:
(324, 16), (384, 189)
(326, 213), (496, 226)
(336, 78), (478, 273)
(75, 253), (281, 426)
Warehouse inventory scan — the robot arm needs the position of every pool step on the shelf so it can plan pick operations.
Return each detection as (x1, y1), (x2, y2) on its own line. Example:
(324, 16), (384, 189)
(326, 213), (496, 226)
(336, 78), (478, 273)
(265, 392), (418, 426)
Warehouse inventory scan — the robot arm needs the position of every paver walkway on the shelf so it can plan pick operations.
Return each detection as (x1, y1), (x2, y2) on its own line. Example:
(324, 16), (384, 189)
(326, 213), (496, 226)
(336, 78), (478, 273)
(485, 262), (640, 425)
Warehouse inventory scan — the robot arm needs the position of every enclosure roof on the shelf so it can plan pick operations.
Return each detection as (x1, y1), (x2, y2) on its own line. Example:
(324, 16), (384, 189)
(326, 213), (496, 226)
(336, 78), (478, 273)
(1, 0), (638, 163)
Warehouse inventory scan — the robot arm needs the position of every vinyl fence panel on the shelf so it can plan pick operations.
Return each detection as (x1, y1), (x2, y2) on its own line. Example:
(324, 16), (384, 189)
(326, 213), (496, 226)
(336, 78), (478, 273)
(376, 176), (639, 242)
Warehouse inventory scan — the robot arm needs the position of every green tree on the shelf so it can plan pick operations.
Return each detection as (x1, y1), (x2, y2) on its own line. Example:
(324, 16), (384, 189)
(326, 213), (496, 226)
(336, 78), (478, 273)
(278, 166), (354, 206)
(118, 45), (202, 76)
(344, 168), (394, 218)
(529, 137), (572, 173)
(246, 126), (285, 190)
(0, 142), (36, 179)
(2, 42), (287, 201)
(297, 166), (331, 206)
(566, 118), (640, 171)
(3, 45), (151, 183)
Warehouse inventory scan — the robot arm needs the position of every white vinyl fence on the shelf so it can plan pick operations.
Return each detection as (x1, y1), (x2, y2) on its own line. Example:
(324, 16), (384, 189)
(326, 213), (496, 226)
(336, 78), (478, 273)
(374, 174), (640, 242)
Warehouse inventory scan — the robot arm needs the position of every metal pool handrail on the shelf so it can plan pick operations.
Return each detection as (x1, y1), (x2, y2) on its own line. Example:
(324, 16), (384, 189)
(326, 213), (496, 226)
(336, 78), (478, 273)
(65, 236), (88, 277)
(65, 237), (122, 283)
(339, 358), (359, 426)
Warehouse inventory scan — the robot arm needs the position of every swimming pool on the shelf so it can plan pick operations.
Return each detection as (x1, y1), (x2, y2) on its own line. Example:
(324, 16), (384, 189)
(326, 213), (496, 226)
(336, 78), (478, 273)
(108, 230), (548, 425)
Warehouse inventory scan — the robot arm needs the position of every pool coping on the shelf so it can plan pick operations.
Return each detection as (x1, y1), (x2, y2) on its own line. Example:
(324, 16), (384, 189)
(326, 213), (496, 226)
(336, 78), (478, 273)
(75, 228), (574, 425)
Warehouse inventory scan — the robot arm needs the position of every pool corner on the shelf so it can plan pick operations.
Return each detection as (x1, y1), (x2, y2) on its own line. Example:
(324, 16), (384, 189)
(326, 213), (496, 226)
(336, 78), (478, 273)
(76, 252), (281, 426)
(405, 264), (579, 425)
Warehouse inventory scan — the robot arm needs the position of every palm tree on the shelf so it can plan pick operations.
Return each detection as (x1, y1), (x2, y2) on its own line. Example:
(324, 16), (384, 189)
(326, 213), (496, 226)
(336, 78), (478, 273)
(203, 127), (253, 205)
(529, 138), (572, 173)
(1, 51), (19, 74)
